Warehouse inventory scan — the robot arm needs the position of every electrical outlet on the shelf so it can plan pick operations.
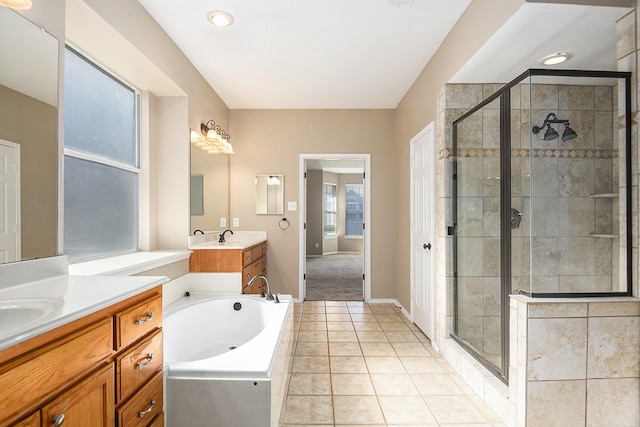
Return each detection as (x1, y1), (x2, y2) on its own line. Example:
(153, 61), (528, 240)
(220, 218), (227, 227)
(315, 243), (319, 248)
(232, 218), (239, 227)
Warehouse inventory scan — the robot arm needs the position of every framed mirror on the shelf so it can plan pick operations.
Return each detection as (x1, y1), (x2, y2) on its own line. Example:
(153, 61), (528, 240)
(256, 174), (284, 215)
(0, 8), (59, 264)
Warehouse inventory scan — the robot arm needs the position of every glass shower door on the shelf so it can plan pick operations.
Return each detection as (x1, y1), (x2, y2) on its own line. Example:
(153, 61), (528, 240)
(452, 94), (504, 374)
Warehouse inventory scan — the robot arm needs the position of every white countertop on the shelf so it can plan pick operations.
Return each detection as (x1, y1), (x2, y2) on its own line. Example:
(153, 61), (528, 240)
(0, 257), (168, 351)
(188, 230), (267, 250)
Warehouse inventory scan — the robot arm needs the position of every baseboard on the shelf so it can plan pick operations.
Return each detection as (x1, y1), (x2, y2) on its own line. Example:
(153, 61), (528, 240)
(368, 298), (397, 304)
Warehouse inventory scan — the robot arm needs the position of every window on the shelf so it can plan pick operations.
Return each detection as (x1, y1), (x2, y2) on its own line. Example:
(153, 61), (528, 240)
(323, 183), (336, 236)
(345, 184), (364, 237)
(63, 47), (140, 261)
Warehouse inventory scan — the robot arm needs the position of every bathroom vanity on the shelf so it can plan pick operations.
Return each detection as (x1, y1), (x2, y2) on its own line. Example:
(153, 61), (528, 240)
(0, 257), (168, 427)
(188, 232), (267, 294)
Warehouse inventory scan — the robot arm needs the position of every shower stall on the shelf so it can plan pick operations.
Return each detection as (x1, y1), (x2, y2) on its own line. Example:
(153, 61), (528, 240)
(450, 69), (632, 381)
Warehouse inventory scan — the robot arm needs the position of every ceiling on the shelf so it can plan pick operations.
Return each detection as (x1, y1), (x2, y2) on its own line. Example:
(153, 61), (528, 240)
(451, 2), (632, 84)
(137, 0), (472, 109)
(136, 0), (632, 110)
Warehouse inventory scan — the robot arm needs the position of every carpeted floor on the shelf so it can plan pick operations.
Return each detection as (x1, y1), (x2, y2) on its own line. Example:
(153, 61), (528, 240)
(305, 253), (363, 301)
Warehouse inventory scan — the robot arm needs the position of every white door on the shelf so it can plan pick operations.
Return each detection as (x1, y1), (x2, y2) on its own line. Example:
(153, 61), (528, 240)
(0, 140), (20, 263)
(410, 123), (435, 340)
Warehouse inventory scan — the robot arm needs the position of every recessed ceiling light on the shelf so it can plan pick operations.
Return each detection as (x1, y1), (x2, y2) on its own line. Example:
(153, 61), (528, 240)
(538, 52), (573, 66)
(207, 10), (234, 27)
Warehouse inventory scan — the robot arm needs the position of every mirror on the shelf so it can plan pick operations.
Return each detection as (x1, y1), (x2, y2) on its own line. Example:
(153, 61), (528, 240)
(0, 8), (58, 264)
(190, 141), (229, 232)
(255, 174), (284, 215)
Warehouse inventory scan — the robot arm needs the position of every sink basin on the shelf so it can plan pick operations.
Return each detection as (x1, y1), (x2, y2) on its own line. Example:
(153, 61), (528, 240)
(0, 298), (64, 336)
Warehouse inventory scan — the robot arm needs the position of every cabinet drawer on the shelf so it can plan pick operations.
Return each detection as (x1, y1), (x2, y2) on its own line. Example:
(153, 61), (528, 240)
(116, 328), (163, 403)
(116, 296), (162, 350)
(0, 319), (113, 423)
(42, 363), (115, 427)
(251, 243), (264, 261)
(117, 371), (163, 427)
(243, 248), (253, 266)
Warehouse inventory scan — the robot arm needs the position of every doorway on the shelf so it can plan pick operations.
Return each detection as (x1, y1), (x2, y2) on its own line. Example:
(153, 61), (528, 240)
(299, 154), (371, 301)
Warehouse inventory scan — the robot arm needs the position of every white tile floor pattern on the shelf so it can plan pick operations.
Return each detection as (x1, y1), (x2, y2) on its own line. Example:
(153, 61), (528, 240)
(281, 301), (507, 427)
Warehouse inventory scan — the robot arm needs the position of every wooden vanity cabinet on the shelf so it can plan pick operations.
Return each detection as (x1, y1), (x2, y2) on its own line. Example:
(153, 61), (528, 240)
(0, 286), (163, 427)
(189, 241), (267, 294)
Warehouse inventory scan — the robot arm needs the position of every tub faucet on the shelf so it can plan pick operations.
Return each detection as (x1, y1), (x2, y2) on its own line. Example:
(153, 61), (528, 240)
(219, 229), (233, 243)
(248, 275), (275, 301)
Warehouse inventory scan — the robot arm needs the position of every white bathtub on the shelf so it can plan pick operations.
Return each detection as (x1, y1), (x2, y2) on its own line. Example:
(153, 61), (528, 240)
(163, 294), (294, 427)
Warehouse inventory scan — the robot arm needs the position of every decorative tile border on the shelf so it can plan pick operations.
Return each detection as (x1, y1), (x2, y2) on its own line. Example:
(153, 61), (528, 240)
(439, 148), (617, 160)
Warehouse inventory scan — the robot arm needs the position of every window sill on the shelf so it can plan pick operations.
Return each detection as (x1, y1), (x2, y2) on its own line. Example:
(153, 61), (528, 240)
(68, 250), (191, 276)
(345, 236), (363, 240)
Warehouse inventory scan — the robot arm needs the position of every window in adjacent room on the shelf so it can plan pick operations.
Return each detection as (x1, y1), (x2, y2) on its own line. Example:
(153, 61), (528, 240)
(63, 46), (140, 261)
(323, 183), (337, 237)
(345, 184), (364, 237)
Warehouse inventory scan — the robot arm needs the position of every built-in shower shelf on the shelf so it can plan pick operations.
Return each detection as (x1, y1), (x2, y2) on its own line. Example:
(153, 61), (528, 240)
(590, 193), (619, 198)
(590, 233), (617, 238)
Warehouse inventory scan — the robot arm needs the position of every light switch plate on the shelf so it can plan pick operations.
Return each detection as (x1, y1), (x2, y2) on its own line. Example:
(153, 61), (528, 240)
(220, 218), (227, 227)
(288, 201), (297, 211)
(232, 218), (239, 227)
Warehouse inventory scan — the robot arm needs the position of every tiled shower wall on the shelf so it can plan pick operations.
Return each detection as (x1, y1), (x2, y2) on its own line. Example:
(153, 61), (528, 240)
(443, 81), (621, 364)
(519, 83), (620, 294)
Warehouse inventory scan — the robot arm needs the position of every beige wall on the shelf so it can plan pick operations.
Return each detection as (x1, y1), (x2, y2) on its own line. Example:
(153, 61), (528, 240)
(229, 109), (394, 299)
(393, 0), (525, 309)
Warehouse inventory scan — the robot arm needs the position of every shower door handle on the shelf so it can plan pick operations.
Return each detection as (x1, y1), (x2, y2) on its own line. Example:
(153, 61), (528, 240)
(423, 243), (431, 250)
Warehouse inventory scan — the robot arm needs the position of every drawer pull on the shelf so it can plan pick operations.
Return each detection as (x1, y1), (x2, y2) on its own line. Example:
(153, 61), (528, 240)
(137, 353), (155, 370)
(52, 414), (65, 427)
(135, 312), (154, 326)
(138, 399), (156, 418)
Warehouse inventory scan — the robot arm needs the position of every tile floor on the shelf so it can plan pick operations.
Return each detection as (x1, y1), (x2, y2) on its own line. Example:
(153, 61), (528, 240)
(281, 301), (506, 426)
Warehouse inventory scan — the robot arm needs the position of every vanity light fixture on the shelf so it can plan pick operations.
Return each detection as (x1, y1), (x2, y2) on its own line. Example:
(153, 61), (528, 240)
(538, 52), (573, 66)
(207, 10), (234, 27)
(190, 120), (234, 154)
(0, 0), (32, 9)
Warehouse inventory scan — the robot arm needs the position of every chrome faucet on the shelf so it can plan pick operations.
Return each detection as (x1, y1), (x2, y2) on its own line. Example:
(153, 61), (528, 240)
(248, 274), (276, 301)
(219, 229), (233, 243)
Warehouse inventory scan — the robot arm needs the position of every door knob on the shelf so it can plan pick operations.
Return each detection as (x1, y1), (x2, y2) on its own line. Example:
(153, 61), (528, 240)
(423, 243), (431, 250)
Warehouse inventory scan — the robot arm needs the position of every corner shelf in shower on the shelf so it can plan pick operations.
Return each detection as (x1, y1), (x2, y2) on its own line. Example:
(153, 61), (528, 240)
(589, 194), (619, 238)
(589, 193), (619, 198)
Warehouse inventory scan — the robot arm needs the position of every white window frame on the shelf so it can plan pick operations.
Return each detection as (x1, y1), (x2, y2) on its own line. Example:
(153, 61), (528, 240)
(345, 183), (364, 239)
(323, 182), (337, 237)
(63, 45), (141, 261)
